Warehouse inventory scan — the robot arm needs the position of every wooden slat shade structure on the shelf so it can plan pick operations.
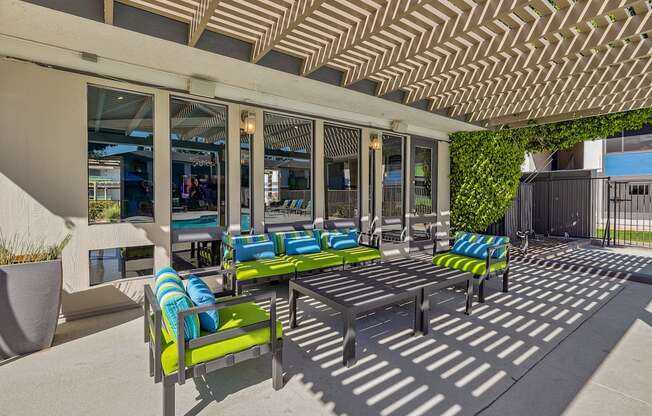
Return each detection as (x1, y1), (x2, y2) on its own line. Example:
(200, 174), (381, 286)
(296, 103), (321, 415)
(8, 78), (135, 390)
(114, 0), (652, 128)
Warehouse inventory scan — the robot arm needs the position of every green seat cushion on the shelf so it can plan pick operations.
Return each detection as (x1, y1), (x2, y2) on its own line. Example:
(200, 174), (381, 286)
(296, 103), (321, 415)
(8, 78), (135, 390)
(160, 302), (283, 375)
(433, 253), (507, 275)
(235, 258), (295, 281)
(325, 246), (381, 264)
(283, 251), (343, 272)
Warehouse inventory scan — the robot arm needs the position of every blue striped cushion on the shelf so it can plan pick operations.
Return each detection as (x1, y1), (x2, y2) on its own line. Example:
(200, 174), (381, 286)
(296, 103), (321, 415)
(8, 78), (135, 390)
(451, 234), (509, 260)
(271, 231), (318, 255)
(157, 283), (200, 341)
(154, 269), (183, 293)
(223, 233), (270, 261)
(319, 228), (357, 249)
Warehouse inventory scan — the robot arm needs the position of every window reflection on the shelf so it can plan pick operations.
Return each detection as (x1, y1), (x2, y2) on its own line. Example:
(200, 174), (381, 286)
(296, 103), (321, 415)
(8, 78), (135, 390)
(325, 124), (359, 220)
(382, 135), (404, 219)
(89, 245), (154, 285)
(87, 86), (154, 224)
(414, 146), (433, 215)
(170, 98), (227, 271)
(241, 131), (252, 233)
(263, 112), (313, 224)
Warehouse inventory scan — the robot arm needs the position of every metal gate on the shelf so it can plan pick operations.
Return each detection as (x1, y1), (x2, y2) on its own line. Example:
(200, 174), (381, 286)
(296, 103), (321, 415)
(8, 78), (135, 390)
(602, 181), (652, 247)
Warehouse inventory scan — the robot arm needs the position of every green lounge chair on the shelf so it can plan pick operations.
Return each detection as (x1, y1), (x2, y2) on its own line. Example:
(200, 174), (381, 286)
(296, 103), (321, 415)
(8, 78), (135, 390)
(433, 232), (510, 302)
(144, 286), (283, 416)
(271, 230), (344, 274)
(222, 233), (295, 295)
(320, 228), (381, 265)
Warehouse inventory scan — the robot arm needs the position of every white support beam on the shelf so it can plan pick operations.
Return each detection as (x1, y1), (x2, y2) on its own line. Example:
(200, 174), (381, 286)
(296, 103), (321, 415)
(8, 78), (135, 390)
(188, 0), (219, 47)
(301, 0), (425, 77)
(104, 0), (114, 25)
(413, 11), (652, 106)
(343, 0), (532, 86)
(436, 38), (652, 112)
(251, 0), (322, 63)
(487, 84), (652, 126)
(472, 67), (652, 122)
(505, 95), (652, 128)
(394, 0), (640, 101)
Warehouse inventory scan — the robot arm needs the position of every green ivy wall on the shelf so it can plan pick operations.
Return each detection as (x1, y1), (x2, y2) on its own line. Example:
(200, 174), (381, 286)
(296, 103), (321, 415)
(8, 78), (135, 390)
(449, 107), (652, 232)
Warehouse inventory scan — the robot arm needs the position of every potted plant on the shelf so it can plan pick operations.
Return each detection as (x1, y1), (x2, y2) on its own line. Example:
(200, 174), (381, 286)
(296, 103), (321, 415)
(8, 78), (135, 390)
(0, 233), (69, 358)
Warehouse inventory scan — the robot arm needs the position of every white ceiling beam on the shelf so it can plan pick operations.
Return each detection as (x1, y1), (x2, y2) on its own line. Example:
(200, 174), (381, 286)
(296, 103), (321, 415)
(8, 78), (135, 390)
(436, 38), (652, 112)
(104, 0), (114, 25)
(251, 0), (323, 63)
(343, 0), (531, 87)
(487, 84), (652, 126)
(301, 0), (425, 77)
(476, 71), (652, 122)
(459, 51), (652, 118)
(504, 96), (652, 128)
(401, 0), (644, 104)
(188, 0), (220, 47)
(413, 11), (652, 107)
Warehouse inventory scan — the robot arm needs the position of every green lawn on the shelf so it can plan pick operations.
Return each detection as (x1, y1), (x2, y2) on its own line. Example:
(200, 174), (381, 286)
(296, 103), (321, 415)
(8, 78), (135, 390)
(596, 228), (652, 243)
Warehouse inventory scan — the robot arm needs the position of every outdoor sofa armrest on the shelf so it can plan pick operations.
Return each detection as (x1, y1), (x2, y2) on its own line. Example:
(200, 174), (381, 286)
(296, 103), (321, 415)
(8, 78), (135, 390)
(175, 291), (278, 385)
(221, 240), (237, 292)
(358, 232), (380, 249)
(484, 243), (511, 273)
(144, 285), (163, 382)
(432, 235), (456, 256)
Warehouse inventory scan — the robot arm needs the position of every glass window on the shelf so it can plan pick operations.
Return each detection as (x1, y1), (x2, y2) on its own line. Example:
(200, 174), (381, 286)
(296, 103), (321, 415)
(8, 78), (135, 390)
(324, 124), (360, 220)
(169, 97), (227, 271)
(88, 86), (154, 224)
(623, 134), (652, 152)
(89, 245), (154, 285)
(605, 137), (622, 153)
(382, 135), (404, 219)
(413, 146), (433, 215)
(263, 112), (313, 224)
(241, 131), (252, 233)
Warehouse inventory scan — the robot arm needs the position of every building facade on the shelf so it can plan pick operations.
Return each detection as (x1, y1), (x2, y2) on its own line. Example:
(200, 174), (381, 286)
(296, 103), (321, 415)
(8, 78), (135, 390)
(0, 0), (479, 320)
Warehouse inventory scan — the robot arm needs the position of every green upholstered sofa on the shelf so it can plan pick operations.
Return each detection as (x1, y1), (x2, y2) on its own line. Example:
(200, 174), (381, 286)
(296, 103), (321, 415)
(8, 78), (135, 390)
(144, 285), (283, 416)
(271, 230), (344, 273)
(319, 228), (381, 265)
(222, 233), (295, 295)
(222, 231), (347, 295)
(433, 232), (510, 302)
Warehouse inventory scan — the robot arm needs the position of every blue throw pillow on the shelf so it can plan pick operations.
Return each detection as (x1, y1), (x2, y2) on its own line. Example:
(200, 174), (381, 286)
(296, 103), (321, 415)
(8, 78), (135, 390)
(285, 237), (321, 255)
(185, 276), (219, 332)
(235, 240), (276, 262)
(329, 233), (358, 250)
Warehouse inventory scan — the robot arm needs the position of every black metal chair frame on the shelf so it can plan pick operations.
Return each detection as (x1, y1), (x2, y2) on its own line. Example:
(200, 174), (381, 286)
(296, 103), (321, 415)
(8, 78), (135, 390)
(434, 236), (510, 303)
(143, 286), (283, 416)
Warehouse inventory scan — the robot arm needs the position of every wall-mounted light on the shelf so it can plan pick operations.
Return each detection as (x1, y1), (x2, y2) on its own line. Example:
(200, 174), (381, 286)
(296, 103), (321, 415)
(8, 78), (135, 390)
(241, 110), (256, 135)
(370, 133), (381, 150)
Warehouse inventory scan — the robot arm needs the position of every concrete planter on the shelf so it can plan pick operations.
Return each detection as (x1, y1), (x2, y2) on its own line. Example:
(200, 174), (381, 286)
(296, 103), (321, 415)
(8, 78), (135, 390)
(0, 259), (62, 358)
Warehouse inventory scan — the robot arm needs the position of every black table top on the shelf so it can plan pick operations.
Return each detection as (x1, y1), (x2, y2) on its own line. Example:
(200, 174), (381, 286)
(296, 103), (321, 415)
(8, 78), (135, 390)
(290, 258), (471, 314)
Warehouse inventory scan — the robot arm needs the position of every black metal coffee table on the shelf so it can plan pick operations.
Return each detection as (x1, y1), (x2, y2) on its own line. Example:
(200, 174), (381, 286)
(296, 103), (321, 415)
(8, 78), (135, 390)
(289, 259), (473, 367)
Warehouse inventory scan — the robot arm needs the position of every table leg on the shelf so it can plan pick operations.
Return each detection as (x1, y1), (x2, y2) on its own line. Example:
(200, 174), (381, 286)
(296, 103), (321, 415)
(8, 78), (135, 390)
(465, 278), (473, 315)
(289, 288), (297, 329)
(343, 313), (357, 367)
(414, 290), (423, 336)
(420, 288), (430, 335)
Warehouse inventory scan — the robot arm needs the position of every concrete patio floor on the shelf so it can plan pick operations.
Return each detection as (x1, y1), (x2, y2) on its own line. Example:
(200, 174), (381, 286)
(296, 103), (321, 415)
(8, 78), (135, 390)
(1, 254), (651, 416)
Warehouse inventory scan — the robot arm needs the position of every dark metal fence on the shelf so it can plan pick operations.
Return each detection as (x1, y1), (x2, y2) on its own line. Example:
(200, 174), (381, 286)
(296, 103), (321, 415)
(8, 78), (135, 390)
(491, 170), (652, 248)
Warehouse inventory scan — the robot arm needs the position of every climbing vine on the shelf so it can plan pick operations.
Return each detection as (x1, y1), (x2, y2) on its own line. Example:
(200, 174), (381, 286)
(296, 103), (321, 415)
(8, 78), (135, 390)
(450, 107), (652, 232)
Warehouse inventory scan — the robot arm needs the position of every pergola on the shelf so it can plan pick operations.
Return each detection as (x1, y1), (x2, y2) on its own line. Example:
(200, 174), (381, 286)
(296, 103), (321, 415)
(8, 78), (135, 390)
(100, 0), (652, 129)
